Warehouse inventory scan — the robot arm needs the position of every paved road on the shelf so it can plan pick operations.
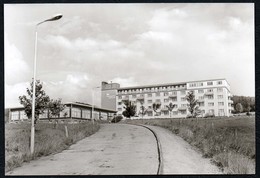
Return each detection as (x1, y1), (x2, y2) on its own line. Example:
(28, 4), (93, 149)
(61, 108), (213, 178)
(6, 123), (221, 175)
(6, 124), (158, 175)
(145, 125), (222, 174)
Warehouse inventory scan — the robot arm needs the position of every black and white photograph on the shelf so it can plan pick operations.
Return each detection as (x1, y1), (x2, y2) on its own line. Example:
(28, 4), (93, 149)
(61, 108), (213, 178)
(4, 3), (255, 175)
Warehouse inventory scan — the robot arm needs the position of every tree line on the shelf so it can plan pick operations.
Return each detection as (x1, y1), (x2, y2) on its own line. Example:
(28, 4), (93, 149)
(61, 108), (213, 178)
(231, 95), (255, 113)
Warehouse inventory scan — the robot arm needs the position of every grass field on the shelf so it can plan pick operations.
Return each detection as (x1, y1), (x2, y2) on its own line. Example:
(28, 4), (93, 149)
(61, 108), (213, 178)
(5, 121), (100, 172)
(124, 116), (255, 174)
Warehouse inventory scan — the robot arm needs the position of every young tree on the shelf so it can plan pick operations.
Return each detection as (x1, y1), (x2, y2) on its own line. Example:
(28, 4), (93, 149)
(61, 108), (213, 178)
(185, 91), (201, 118)
(152, 103), (161, 116)
(48, 98), (66, 127)
(19, 80), (50, 124)
(166, 102), (177, 118)
(235, 103), (243, 113)
(122, 100), (136, 119)
(139, 105), (147, 118)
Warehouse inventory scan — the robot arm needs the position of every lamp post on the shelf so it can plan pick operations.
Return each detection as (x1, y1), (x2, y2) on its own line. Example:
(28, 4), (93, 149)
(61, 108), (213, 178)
(30, 14), (62, 154)
(91, 86), (100, 125)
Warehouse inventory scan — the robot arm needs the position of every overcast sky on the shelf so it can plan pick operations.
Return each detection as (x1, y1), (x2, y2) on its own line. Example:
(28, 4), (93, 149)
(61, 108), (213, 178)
(5, 3), (254, 108)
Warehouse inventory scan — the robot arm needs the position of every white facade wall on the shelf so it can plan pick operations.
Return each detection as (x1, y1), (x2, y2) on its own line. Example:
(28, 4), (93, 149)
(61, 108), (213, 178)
(116, 79), (233, 118)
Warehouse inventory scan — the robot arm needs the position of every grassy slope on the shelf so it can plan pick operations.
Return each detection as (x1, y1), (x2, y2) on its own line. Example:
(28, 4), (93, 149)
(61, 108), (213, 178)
(125, 116), (255, 174)
(5, 121), (100, 172)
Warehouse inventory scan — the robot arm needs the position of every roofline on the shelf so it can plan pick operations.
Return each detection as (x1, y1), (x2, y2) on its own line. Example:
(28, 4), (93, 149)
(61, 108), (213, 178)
(9, 102), (117, 113)
(118, 78), (229, 90)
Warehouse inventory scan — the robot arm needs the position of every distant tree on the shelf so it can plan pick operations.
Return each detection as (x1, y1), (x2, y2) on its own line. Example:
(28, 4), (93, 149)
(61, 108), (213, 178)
(139, 105), (147, 118)
(122, 100), (136, 119)
(185, 91), (201, 118)
(166, 102), (177, 118)
(235, 103), (243, 113)
(152, 103), (161, 116)
(19, 80), (50, 124)
(232, 95), (255, 112)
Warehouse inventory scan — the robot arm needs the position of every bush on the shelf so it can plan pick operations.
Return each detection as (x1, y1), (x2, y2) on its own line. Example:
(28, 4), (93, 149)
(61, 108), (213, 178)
(111, 115), (123, 123)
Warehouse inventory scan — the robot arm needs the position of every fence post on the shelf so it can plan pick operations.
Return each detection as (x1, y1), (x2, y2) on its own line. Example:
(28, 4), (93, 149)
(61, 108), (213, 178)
(64, 125), (68, 138)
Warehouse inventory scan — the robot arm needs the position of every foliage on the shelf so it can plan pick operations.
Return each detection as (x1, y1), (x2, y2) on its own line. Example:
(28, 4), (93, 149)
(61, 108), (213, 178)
(19, 80), (50, 124)
(48, 98), (66, 118)
(111, 115), (123, 123)
(232, 95), (255, 112)
(166, 102), (176, 117)
(152, 103), (161, 116)
(122, 100), (136, 119)
(185, 91), (201, 118)
(235, 103), (243, 113)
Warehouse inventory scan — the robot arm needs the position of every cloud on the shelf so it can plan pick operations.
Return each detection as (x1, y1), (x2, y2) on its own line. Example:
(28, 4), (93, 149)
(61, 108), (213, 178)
(5, 82), (29, 108)
(5, 35), (30, 84)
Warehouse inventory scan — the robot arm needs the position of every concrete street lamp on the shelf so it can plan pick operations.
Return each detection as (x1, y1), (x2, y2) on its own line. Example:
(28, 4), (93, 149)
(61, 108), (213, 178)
(92, 86), (100, 125)
(31, 14), (62, 154)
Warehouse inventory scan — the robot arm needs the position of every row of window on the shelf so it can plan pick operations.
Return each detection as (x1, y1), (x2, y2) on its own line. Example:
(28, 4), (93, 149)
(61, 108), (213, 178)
(118, 95), (225, 105)
(189, 81), (223, 88)
(118, 88), (224, 99)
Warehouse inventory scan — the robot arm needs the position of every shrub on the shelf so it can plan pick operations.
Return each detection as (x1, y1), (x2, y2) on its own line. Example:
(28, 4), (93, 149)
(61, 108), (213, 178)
(111, 115), (123, 123)
(204, 112), (215, 118)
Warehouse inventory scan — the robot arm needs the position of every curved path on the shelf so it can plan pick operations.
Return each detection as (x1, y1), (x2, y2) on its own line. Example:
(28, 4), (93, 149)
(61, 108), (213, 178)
(6, 123), (222, 175)
(6, 124), (158, 175)
(144, 125), (222, 174)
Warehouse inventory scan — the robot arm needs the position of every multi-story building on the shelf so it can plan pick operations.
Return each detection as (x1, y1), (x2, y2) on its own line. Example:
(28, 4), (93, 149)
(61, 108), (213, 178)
(101, 79), (234, 118)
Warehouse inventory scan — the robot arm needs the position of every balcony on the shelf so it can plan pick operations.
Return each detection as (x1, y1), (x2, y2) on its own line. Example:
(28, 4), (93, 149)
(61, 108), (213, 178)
(204, 91), (214, 96)
(178, 106), (187, 111)
(136, 96), (144, 101)
(168, 94), (177, 98)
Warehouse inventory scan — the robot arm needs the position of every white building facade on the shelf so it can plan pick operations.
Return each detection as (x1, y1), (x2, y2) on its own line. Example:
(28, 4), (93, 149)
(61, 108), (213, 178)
(101, 79), (234, 118)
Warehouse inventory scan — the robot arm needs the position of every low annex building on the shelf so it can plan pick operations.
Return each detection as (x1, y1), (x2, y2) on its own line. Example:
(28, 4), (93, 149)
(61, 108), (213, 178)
(7, 102), (117, 122)
(101, 79), (234, 118)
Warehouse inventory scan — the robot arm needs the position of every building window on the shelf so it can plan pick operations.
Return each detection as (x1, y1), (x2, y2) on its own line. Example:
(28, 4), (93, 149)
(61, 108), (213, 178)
(209, 109), (215, 114)
(118, 95), (122, 99)
(173, 111), (178, 115)
(118, 108), (122, 111)
(217, 88), (223, 92)
(148, 106), (152, 109)
(164, 99), (169, 103)
(156, 99), (161, 103)
(181, 104), (187, 107)
(208, 95), (214, 99)
(148, 93), (152, 97)
(198, 89), (204, 94)
(208, 102), (214, 107)
(198, 102), (204, 107)
(148, 100), (153, 103)
(118, 102), (122, 105)
(181, 97), (186, 101)
(72, 108), (81, 118)
(163, 111), (169, 115)
(218, 102), (224, 106)
(172, 98), (177, 102)
(218, 95), (223, 99)
(164, 92), (169, 96)
(181, 91), (186, 95)
(201, 110), (205, 114)
(207, 89), (213, 92)
(180, 110), (187, 115)
(199, 96), (204, 100)
(156, 92), (161, 96)
(217, 81), (223, 85)
(199, 82), (203, 86)
(132, 94), (136, 98)
(207, 81), (213, 86)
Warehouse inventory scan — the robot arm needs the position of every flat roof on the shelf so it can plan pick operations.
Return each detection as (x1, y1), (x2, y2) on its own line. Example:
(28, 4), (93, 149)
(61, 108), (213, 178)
(9, 102), (117, 113)
(118, 78), (228, 90)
